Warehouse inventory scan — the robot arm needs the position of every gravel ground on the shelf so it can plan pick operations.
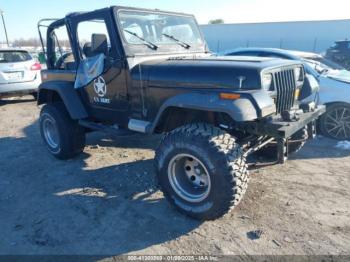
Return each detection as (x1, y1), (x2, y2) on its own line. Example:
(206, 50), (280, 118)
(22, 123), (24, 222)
(0, 96), (349, 257)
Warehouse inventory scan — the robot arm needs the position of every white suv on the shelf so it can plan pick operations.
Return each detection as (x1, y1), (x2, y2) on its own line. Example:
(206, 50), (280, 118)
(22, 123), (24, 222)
(0, 49), (41, 99)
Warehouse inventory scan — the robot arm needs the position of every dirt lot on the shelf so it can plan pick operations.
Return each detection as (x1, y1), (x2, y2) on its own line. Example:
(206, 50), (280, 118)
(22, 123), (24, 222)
(0, 96), (349, 257)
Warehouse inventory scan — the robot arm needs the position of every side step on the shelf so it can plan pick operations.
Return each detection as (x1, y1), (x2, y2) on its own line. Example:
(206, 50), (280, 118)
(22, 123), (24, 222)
(79, 120), (136, 137)
(128, 119), (151, 133)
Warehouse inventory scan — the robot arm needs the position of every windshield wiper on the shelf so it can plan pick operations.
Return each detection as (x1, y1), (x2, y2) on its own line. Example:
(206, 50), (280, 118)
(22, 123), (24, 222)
(123, 29), (158, 50)
(162, 33), (191, 49)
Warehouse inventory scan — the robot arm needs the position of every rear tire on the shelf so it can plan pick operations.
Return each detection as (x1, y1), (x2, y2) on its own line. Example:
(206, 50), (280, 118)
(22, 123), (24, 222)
(155, 123), (249, 220)
(39, 102), (85, 160)
(319, 102), (350, 140)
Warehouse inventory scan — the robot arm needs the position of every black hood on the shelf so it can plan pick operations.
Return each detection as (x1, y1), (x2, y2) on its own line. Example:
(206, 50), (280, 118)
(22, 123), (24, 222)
(131, 55), (301, 90)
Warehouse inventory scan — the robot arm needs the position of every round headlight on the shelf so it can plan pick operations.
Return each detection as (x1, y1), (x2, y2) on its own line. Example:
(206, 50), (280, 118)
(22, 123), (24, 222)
(294, 67), (305, 87)
(294, 67), (301, 80)
(262, 74), (273, 91)
(294, 67), (304, 81)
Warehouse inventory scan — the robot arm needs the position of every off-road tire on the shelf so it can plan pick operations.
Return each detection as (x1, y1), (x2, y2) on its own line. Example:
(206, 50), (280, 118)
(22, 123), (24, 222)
(39, 102), (85, 160)
(319, 102), (350, 141)
(256, 127), (308, 159)
(155, 123), (249, 220)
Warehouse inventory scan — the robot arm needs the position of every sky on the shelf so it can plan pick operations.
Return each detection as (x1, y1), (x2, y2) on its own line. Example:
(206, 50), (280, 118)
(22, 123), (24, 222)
(0, 0), (349, 40)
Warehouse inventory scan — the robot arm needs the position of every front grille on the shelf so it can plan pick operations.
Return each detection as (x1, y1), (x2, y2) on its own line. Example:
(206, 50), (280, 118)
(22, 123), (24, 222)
(272, 68), (297, 114)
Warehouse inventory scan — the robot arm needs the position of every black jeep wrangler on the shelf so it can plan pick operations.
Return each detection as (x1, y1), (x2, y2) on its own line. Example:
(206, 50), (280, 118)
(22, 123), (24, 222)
(37, 6), (325, 220)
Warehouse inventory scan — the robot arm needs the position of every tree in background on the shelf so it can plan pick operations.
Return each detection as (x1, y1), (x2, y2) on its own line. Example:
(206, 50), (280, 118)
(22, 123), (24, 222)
(12, 38), (71, 49)
(12, 38), (41, 47)
(209, 19), (224, 24)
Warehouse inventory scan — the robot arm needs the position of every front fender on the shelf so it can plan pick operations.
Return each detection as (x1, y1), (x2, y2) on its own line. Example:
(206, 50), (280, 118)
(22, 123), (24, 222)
(149, 92), (272, 132)
(38, 81), (88, 120)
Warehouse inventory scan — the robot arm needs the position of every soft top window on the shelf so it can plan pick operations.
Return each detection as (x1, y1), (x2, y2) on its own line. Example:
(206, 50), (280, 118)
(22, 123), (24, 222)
(0, 51), (32, 63)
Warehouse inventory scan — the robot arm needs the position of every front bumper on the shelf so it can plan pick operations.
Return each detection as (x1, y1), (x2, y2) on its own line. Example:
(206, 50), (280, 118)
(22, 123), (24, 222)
(240, 105), (326, 139)
(240, 104), (326, 163)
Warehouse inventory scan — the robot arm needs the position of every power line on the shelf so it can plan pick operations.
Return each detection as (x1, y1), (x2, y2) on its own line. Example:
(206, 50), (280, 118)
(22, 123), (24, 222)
(0, 9), (9, 46)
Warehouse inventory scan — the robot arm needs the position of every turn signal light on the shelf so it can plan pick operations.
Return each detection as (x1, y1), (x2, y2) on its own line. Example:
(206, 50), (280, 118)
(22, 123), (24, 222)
(295, 89), (300, 100)
(219, 93), (241, 100)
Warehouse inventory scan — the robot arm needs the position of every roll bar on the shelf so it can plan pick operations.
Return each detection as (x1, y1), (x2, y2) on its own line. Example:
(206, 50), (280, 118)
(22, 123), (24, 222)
(37, 18), (60, 57)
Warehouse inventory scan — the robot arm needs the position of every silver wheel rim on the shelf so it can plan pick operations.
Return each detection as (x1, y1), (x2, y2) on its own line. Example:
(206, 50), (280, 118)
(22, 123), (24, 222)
(43, 116), (59, 148)
(324, 107), (350, 140)
(168, 154), (211, 203)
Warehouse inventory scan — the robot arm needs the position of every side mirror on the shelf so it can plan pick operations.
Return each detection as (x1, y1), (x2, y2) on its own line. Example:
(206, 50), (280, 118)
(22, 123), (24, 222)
(314, 64), (328, 75)
(91, 34), (108, 56)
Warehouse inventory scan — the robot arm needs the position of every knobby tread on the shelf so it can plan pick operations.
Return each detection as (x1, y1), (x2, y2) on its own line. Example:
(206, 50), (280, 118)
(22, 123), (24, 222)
(40, 102), (85, 160)
(155, 123), (249, 220)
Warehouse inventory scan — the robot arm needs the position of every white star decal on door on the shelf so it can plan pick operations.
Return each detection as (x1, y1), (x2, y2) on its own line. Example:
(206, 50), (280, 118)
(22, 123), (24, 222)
(94, 76), (107, 97)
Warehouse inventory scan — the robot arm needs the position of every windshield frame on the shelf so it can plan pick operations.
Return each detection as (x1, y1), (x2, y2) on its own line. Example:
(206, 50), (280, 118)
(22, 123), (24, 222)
(113, 7), (208, 56)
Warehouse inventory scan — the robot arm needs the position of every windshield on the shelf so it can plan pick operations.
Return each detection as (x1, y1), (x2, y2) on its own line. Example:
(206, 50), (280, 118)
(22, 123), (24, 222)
(0, 51), (32, 63)
(117, 10), (204, 48)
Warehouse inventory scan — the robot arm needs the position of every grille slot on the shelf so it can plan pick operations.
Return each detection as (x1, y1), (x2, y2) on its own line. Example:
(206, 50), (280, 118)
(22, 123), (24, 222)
(272, 68), (297, 114)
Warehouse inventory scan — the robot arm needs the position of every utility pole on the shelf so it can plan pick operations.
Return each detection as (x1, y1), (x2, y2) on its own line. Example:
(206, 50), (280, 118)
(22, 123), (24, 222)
(0, 9), (9, 47)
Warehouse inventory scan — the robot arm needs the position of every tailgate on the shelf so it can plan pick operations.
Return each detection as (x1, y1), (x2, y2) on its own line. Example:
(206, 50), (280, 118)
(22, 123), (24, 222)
(0, 60), (37, 84)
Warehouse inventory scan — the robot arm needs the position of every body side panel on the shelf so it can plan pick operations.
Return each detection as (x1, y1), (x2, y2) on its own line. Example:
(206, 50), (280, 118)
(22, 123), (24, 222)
(38, 80), (88, 119)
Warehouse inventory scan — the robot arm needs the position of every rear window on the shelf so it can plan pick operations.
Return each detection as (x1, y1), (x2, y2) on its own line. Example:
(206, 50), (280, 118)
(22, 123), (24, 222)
(0, 51), (32, 63)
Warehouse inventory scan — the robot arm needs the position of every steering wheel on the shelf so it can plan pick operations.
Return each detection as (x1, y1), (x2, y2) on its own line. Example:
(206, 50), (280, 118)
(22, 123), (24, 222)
(55, 52), (73, 69)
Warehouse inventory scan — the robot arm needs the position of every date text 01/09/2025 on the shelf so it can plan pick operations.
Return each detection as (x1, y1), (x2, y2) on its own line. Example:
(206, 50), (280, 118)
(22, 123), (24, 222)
(127, 255), (219, 261)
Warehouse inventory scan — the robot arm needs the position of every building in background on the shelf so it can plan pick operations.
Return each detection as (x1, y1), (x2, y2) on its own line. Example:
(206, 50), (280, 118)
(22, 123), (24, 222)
(201, 19), (350, 54)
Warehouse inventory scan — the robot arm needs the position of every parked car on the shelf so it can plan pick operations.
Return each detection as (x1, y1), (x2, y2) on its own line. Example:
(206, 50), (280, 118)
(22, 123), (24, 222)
(224, 48), (350, 140)
(0, 49), (42, 100)
(36, 6), (324, 220)
(326, 40), (350, 69)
